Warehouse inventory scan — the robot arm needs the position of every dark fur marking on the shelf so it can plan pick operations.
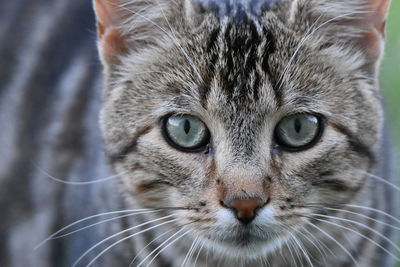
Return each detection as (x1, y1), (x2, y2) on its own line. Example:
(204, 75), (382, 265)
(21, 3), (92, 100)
(200, 26), (220, 108)
(261, 28), (281, 106)
(220, 11), (261, 102)
(110, 124), (153, 162)
(136, 180), (173, 194)
(270, 148), (283, 175)
(330, 121), (375, 164)
(311, 179), (355, 192)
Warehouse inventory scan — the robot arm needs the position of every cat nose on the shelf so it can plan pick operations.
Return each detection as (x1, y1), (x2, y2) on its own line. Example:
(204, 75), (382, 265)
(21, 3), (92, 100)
(226, 199), (265, 224)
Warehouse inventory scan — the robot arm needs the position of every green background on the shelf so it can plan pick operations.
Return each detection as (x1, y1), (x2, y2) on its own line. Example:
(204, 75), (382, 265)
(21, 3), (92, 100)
(383, 1), (400, 267)
(383, 1), (400, 155)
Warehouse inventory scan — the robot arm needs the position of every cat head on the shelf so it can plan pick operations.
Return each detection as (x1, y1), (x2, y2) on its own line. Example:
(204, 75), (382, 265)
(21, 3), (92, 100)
(94, 0), (390, 258)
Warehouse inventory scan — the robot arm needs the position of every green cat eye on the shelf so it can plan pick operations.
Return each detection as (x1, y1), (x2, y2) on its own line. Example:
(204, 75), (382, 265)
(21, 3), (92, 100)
(274, 114), (322, 151)
(163, 114), (210, 152)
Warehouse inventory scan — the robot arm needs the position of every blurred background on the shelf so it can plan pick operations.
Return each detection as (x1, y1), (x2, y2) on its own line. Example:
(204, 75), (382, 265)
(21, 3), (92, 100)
(383, 0), (400, 163)
(381, 2), (400, 266)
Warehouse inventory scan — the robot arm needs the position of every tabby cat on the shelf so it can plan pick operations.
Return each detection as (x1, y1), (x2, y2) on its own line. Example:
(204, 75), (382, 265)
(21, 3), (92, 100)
(0, 0), (398, 266)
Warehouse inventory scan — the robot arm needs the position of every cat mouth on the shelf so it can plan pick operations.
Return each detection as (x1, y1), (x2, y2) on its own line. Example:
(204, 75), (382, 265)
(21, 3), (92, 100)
(211, 226), (283, 248)
(206, 229), (286, 259)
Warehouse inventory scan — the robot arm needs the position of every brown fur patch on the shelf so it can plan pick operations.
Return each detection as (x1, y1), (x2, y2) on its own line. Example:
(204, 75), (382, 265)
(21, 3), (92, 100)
(102, 28), (127, 64)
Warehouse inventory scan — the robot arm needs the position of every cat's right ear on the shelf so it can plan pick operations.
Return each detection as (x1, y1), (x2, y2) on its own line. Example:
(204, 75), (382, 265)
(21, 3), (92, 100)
(93, 0), (128, 65)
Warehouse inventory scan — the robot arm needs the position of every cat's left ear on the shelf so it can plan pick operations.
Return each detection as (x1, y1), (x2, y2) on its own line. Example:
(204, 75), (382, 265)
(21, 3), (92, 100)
(93, 0), (128, 65)
(291, 0), (391, 74)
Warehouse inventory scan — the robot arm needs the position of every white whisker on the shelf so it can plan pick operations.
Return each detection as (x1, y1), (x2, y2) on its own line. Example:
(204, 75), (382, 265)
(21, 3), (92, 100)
(306, 203), (400, 224)
(310, 213), (400, 254)
(194, 239), (206, 267)
(85, 218), (179, 267)
(72, 214), (176, 267)
(181, 236), (198, 267)
(310, 216), (400, 262)
(188, 237), (202, 267)
(137, 228), (191, 267)
(288, 228), (314, 267)
(302, 225), (334, 259)
(305, 220), (360, 267)
(33, 162), (126, 185)
(54, 209), (165, 239)
(360, 170), (400, 192)
(313, 206), (400, 231)
(285, 237), (300, 267)
(129, 228), (176, 267)
(35, 208), (161, 249)
(291, 225), (327, 265)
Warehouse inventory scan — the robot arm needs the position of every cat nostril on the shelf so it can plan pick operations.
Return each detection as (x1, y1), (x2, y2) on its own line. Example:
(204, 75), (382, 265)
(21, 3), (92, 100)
(228, 199), (265, 225)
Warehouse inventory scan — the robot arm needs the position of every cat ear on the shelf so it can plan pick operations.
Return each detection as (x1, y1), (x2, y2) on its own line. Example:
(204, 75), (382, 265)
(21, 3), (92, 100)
(93, 0), (183, 65)
(291, 0), (391, 74)
(93, 0), (128, 64)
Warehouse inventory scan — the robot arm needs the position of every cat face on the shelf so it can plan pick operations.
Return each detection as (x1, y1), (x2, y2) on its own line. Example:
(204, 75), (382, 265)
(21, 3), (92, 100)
(94, 0), (389, 259)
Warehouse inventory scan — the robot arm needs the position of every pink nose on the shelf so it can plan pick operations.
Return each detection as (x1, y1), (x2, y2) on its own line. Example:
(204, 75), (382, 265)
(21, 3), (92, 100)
(228, 199), (265, 224)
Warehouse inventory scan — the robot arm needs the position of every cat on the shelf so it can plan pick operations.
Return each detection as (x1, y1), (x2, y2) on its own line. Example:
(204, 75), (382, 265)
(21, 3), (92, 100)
(0, 0), (398, 266)
(91, 0), (399, 266)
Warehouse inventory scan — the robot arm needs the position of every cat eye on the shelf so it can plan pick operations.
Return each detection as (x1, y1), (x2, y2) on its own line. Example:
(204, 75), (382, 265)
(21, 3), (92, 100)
(274, 114), (322, 151)
(162, 114), (210, 152)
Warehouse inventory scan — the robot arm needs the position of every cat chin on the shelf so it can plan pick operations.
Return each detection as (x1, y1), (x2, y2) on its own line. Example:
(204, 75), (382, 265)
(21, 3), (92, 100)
(201, 234), (288, 260)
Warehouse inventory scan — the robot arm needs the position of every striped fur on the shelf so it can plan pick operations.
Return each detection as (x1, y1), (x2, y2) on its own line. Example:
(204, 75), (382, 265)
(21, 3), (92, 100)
(0, 0), (398, 267)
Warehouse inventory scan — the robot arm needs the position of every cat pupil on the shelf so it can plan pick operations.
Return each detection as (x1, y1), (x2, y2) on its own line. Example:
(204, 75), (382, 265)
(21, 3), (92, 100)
(184, 119), (191, 134)
(294, 118), (302, 134)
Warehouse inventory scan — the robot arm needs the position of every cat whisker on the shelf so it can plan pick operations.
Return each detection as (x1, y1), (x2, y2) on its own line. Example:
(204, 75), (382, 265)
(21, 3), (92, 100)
(85, 218), (180, 267)
(289, 235), (303, 267)
(304, 215), (400, 262)
(283, 235), (300, 267)
(72, 214), (176, 267)
(130, 219), (198, 266)
(182, 236), (200, 267)
(189, 238), (202, 267)
(302, 224), (334, 259)
(193, 239), (206, 267)
(304, 220), (360, 267)
(33, 162), (127, 185)
(308, 213), (400, 253)
(53, 209), (168, 240)
(35, 207), (190, 249)
(137, 228), (192, 267)
(303, 205), (400, 231)
(287, 223), (328, 265)
(286, 226), (314, 267)
(35, 208), (165, 249)
(359, 170), (400, 192)
(129, 228), (176, 267)
(303, 203), (400, 224)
